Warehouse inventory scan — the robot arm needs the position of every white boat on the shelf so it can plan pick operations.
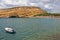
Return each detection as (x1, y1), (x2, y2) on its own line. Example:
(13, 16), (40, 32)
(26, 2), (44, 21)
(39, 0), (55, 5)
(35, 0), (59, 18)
(5, 27), (15, 33)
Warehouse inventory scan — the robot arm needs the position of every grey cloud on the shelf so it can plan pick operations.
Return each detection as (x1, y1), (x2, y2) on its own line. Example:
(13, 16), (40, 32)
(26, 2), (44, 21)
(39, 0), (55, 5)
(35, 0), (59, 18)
(0, 0), (60, 13)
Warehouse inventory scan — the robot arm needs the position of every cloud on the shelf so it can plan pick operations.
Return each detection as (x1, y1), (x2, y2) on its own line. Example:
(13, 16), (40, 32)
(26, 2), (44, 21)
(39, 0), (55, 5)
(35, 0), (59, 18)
(0, 0), (60, 13)
(2, 0), (28, 6)
(44, 4), (52, 9)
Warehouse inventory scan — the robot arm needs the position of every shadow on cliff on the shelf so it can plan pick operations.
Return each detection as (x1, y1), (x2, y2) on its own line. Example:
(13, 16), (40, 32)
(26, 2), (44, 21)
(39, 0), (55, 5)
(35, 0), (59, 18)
(9, 16), (19, 18)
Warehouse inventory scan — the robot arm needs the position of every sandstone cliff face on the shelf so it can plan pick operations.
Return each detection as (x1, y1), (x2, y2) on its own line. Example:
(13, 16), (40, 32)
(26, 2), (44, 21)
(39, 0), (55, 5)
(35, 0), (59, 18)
(0, 6), (47, 18)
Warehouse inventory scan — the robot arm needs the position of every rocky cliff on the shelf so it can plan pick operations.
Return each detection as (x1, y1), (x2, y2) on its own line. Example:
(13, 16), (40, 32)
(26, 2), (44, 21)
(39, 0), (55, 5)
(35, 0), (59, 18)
(0, 6), (47, 18)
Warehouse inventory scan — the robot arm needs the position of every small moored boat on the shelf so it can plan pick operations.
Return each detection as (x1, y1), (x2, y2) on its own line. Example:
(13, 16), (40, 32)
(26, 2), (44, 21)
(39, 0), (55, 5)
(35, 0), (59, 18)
(5, 27), (15, 33)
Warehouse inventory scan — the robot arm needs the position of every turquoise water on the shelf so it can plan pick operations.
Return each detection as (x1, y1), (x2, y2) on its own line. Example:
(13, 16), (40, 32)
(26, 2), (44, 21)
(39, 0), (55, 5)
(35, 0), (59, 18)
(0, 18), (60, 40)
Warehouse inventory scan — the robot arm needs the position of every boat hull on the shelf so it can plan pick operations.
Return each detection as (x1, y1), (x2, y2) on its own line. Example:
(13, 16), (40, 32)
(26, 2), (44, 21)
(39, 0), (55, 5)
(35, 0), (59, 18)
(5, 30), (16, 34)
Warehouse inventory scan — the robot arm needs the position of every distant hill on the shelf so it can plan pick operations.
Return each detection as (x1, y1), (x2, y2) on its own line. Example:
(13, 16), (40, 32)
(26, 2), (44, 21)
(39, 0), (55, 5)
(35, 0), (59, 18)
(0, 6), (47, 18)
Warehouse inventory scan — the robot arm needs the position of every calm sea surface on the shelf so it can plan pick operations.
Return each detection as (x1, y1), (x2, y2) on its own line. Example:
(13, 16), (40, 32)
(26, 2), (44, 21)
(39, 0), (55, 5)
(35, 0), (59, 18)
(0, 18), (60, 40)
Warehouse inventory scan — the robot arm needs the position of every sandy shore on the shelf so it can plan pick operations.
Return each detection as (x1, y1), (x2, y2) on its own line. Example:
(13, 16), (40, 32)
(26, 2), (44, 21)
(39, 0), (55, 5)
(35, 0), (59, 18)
(28, 16), (60, 18)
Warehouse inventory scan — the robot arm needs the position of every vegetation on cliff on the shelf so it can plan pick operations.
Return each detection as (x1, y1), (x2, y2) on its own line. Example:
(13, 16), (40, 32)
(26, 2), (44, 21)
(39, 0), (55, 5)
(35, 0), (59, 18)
(34, 13), (60, 16)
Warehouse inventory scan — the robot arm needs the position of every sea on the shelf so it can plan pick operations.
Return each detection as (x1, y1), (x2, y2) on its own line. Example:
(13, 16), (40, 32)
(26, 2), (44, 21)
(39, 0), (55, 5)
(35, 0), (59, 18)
(0, 18), (60, 40)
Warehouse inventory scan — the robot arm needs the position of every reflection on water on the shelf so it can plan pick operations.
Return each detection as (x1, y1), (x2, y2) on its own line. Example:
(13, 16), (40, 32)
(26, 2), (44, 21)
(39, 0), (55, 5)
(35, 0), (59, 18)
(0, 18), (60, 40)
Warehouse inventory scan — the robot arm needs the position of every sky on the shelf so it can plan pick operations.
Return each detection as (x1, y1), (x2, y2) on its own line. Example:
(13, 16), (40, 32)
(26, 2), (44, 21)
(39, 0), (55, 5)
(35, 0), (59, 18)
(0, 0), (60, 13)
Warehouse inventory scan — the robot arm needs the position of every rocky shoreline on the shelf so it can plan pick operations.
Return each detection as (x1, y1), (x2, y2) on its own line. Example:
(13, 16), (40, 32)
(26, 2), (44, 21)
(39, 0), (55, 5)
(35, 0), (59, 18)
(0, 16), (60, 18)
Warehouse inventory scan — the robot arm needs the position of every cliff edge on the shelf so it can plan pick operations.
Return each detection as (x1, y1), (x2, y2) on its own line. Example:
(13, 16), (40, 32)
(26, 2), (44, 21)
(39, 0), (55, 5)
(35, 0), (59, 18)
(0, 6), (47, 18)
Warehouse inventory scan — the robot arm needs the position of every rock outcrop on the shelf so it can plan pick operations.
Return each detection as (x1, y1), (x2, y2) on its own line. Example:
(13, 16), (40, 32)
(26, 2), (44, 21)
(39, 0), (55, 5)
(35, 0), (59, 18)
(0, 6), (47, 18)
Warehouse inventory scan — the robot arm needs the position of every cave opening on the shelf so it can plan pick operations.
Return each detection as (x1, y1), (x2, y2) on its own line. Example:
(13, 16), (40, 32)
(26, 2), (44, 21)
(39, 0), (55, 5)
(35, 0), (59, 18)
(9, 16), (19, 18)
